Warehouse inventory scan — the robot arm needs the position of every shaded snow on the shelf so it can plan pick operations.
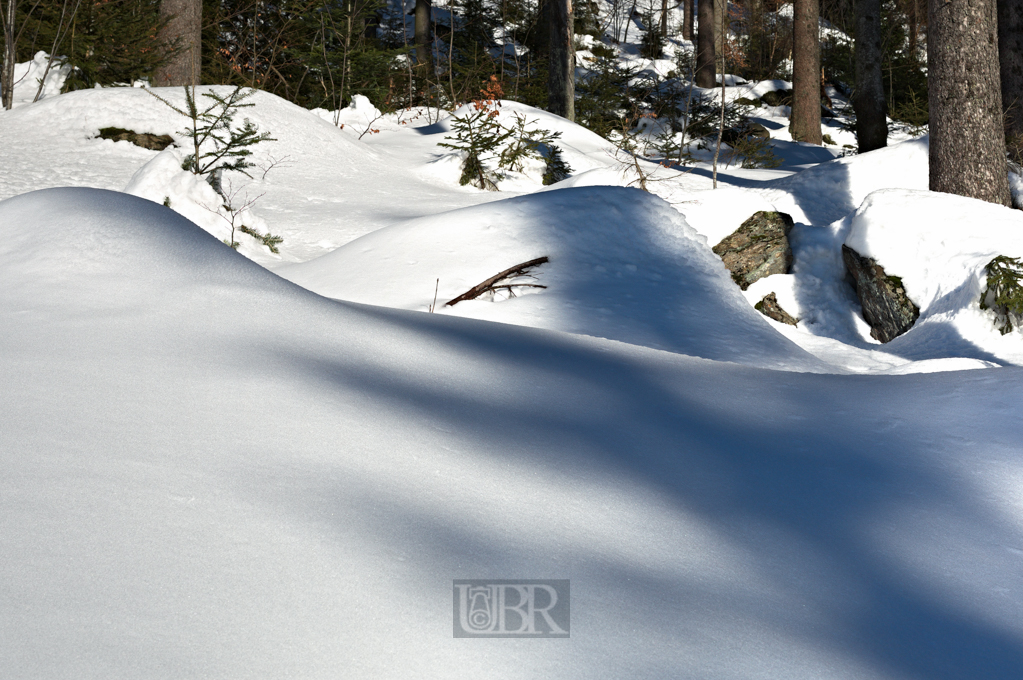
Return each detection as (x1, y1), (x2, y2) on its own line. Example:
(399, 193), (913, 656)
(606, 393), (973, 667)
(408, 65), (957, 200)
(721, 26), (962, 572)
(3, 188), (1023, 679)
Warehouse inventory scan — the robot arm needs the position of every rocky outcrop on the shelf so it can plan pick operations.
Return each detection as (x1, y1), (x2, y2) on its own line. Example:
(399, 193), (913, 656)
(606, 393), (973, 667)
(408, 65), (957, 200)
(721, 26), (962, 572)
(98, 127), (174, 151)
(842, 245), (919, 342)
(760, 89), (793, 107)
(721, 122), (770, 147)
(712, 211), (794, 290)
(755, 293), (798, 326)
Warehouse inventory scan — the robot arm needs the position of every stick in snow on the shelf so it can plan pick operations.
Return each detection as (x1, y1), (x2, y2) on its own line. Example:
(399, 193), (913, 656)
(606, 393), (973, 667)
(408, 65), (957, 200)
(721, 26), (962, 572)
(445, 256), (550, 307)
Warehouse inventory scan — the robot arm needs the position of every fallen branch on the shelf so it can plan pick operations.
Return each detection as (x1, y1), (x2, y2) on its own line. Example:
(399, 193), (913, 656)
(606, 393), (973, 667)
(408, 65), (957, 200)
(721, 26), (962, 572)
(445, 256), (549, 306)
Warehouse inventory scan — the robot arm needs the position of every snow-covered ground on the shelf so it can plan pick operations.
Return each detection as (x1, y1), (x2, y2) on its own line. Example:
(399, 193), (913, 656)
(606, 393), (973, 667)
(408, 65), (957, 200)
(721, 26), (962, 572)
(4, 40), (1023, 679)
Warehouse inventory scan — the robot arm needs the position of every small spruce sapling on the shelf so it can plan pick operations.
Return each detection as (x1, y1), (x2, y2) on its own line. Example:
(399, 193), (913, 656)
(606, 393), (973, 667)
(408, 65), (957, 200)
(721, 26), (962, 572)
(146, 85), (284, 253)
(439, 77), (513, 190)
(980, 255), (1023, 334)
(542, 145), (573, 185)
(498, 113), (562, 173)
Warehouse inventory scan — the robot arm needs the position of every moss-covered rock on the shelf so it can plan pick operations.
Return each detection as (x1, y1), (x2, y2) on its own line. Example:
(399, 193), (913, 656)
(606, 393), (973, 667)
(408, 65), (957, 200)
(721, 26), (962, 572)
(712, 211), (794, 290)
(98, 127), (174, 151)
(842, 245), (919, 343)
(755, 292), (799, 326)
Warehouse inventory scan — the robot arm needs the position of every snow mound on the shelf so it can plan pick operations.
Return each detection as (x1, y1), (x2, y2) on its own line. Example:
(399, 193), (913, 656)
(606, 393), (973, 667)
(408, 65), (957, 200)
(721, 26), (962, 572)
(2, 51), (71, 107)
(279, 186), (828, 371)
(845, 188), (1023, 364)
(0, 86), (399, 263)
(5, 188), (1023, 680)
(760, 137), (929, 226)
(0, 187), (284, 303)
(124, 147), (278, 262)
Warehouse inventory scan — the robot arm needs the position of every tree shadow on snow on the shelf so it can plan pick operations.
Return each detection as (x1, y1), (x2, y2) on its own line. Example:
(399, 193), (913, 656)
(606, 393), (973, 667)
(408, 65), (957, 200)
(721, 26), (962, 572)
(257, 293), (1023, 680)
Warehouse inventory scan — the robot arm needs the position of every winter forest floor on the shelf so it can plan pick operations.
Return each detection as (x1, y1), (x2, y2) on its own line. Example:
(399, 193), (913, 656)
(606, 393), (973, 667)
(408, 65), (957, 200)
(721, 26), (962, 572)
(3, 28), (1023, 680)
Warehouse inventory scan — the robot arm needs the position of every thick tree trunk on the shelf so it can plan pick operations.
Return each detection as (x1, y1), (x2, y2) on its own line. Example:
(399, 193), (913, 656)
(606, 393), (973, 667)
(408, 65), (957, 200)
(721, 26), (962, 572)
(548, 0), (574, 120)
(853, 0), (887, 152)
(791, 0), (822, 144)
(2, 0), (18, 109)
(696, 0), (716, 87)
(414, 0), (432, 72)
(154, 0), (202, 87)
(684, 0), (694, 41)
(928, 0), (1011, 205)
(999, 0), (1023, 163)
(661, 0), (669, 36)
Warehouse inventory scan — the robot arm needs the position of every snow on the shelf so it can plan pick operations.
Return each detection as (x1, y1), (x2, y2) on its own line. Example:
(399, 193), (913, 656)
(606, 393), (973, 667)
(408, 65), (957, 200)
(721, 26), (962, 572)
(4, 37), (1023, 679)
(278, 186), (827, 372)
(2, 51), (72, 106)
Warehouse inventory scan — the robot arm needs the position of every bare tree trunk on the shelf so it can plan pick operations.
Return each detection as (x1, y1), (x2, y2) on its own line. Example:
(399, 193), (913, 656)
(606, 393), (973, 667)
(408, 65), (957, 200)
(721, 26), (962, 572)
(685, 0), (695, 41)
(661, 0), (668, 36)
(154, 0), (202, 86)
(1, 0), (16, 109)
(415, 0), (432, 72)
(548, 0), (574, 120)
(853, 0), (887, 151)
(713, 0), (725, 62)
(791, 0), (822, 144)
(929, 0), (1010, 205)
(696, 0), (715, 87)
(999, 0), (1023, 163)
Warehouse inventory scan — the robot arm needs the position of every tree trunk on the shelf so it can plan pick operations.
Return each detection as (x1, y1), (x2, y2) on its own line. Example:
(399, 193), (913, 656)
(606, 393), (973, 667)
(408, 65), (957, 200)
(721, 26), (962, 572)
(791, 0), (822, 144)
(929, 0), (1011, 205)
(696, 0), (715, 87)
(909, 0), (918, 54)
(154, 0), (202, 86)
(713, 0), (725, 64)
(529, 0), (550, 57)
(2, 0), (17, 109)
(548, 0), (574, 120)
(414, 0), (432, 72)
(661, 0), (669, 37)
(853, 0), (887, 152)
(684, 0), (694, 41)
(999, 0), (1023, 163)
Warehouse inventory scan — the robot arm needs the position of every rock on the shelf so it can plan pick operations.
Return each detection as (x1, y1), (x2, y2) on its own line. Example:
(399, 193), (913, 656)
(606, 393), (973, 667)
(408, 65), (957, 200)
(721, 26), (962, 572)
(98, 127), (174, 151)
(721, 122), (770, 147)
(712, 211), (794, 290)
(755, 292), (798, 326)
(841, 245), (919, 343)
(760, 89), (793, 107)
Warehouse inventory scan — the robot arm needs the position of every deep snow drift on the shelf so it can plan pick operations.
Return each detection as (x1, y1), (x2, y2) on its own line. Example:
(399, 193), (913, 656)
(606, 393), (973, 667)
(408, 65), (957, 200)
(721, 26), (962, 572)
(3, 188), (1023, 680)
(5, 36), (1023, 677)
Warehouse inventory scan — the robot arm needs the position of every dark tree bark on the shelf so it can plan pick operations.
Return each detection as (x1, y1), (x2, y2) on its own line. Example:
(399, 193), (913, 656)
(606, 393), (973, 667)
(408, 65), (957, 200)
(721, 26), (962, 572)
(928, 0), (1011, 205)
(684, 0), (694, 41)
(999, 0), (1023, 163)
(154, 0), (202, 86)
(414, 0), (433, 72)
(791, 0), (822, 144)
(661, 0), (669, 37)
(527, 0), (550, 57)
(1, 0), (15, 109)
(548, 0), (574, 120)
(696, 0), (716, 87)
(853, 0), (887, 152)
(909, 0), (918, 54)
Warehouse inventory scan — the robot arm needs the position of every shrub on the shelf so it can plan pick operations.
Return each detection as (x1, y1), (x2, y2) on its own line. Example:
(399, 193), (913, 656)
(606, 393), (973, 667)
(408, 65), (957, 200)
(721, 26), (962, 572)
(980, 255), (1023, 334)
